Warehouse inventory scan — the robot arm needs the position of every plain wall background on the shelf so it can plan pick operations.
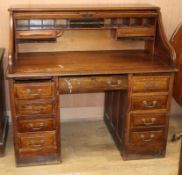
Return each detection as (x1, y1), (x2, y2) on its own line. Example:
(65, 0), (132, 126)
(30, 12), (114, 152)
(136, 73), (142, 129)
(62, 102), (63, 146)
(0, 0), (182, 121)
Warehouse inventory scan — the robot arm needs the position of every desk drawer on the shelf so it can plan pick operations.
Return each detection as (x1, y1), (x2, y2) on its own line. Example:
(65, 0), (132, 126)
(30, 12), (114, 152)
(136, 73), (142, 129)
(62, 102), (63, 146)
(17, 118), (56, 132)
(15, 100), (55, 116)
(14, 82), (54, 100)
(116, 26), (155, 38)
(131, 95), (168, 111)
(59, 76), (128, 93)
(130, 130), (164, 143)
(17, 131), (56, 153)
(132, 76), (170, 93)
(131, 113), (166, 128)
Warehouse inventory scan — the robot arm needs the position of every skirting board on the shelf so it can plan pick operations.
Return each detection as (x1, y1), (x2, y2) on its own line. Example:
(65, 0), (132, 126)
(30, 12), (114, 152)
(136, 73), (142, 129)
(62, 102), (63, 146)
(6, 106), (104, 123)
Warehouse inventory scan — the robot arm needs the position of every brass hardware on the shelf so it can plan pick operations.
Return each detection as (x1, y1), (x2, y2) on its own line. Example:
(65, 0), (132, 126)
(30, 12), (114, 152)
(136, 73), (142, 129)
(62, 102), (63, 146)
(143, 100), (157, 108)
(141, 117), (156, 125)
(30, 139), (45, 148)
(117, 80), (122, 85)
(26, 106), (43, 114)
(26, 88), (43, 96)
(28, 122), (45, 131)
(140, 133), (155, 142)
(107, 80), (111, 85)
(77, 80), (81, 86)
(26, 106), (33, 110)
(26, 89), (31, 93)
(144, 82), (158, 90)
(37, 89), (43, 92)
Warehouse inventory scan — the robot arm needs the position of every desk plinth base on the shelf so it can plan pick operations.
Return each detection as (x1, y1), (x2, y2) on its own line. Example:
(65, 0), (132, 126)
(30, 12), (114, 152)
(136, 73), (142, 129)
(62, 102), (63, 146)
(15, 154), (61, 167)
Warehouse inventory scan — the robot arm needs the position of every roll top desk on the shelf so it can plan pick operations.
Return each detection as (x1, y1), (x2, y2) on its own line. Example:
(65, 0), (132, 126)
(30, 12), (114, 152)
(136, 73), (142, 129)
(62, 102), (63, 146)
(7, 4), (177, 166)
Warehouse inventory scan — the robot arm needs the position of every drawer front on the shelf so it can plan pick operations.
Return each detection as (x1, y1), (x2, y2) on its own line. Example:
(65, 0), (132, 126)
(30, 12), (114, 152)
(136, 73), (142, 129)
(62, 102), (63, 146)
(17, 118), (56, 132)
(131, 95), (168, 111)
(130, 130), (164, 143)
(132, 76), (170, 93)
(59, 76), (128, 94)
(18, 132), (56, 153)
(14, 82), (54, 100)
(131, 113), (166, 127)
(16, 101), (54, 116)
(116, 27), (155, 37)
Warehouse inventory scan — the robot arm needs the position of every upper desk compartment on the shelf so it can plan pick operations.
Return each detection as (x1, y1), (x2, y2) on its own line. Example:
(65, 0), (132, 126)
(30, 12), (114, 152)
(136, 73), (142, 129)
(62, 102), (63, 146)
(7, 4), (176, 77)
(14, 8), (158, 41)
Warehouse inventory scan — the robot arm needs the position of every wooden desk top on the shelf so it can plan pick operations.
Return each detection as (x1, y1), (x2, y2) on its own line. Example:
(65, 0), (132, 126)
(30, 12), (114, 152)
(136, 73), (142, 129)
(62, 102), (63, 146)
(8, 50), (176, 78)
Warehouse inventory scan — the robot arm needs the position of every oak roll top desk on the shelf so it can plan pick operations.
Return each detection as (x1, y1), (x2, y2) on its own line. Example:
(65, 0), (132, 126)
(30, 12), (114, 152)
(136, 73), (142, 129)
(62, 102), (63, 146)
(7, 4), (177, 166)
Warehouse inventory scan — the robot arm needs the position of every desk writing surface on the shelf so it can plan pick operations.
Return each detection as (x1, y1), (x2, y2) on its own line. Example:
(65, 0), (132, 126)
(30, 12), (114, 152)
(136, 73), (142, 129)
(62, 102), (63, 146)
(10, 50), (175, 78)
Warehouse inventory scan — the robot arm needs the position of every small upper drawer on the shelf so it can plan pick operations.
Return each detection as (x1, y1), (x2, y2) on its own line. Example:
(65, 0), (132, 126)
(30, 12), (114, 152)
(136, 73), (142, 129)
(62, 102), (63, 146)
(131, 113), (166, 128)
(18, 131), (56, 153)
(116, 26), (155, 38)
(17, 118), (56, 132)
(59, 76), (128, 94)
(15, 100), (55, 116)
(130, 130), (164, 143)
(14, 82), (54, 100)
(131, 95), (168, 111)
(132, 76), (170, 93)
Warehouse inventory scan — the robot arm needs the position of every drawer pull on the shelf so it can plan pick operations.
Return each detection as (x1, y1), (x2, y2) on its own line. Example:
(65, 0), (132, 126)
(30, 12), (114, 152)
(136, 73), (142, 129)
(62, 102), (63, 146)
(28, 122), (45, 131)
(140, 133), (155, 142)
(107, 80), (122, 85)
(26, 88), (43, 96)
(117, 80), (122, 85)
(26, 106), (43, 114)
(107, 80), (111, 85)
(144, 82), (158, 90)
(143, 100), (157, 108)
(30, 139), (45, 148)
(77, 80), (81, 86)
(141, 117), (156, 126)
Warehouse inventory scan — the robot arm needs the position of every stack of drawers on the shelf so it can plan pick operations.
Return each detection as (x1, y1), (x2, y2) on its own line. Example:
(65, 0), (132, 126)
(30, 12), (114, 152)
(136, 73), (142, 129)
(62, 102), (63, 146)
(12, 80), (60, 166)
(126, 74), (172, 159)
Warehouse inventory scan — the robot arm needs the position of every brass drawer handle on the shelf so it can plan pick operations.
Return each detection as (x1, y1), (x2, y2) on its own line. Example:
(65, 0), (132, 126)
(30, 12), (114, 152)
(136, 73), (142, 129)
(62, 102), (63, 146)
(28, 110), (41, 114)
(143, 100), (157, 108)
(107, 80), (111, 85)
(144, 82), (158, 90)
(107, 80), (123, 85)
(140, 133), (155, 142)
(26, 106), (43, 113)
(77, 80), (81, 86)
(117, 80), (123, 85)
(30, 139), (45, 148)
(28, 122), (45, 131)
(26, 88), (43, 96)
(141, 117), (156, 126)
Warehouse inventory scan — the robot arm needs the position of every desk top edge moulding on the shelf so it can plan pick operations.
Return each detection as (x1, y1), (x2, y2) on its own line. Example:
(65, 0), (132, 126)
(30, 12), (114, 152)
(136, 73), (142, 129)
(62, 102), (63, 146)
(7, 4), (176, 166)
